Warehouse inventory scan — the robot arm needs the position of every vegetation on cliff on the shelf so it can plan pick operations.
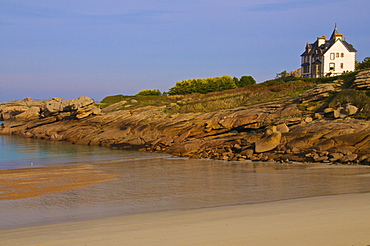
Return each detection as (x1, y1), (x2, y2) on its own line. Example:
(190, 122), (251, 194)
(98, 69), (370, 121)
(167, 75), (237, 95)
(136, 89), (162, 96)
(165, 80), (312, 113)
(99, 80), (313, 113)
(166, 75), (256, 95)
(356, 57), (370, 70)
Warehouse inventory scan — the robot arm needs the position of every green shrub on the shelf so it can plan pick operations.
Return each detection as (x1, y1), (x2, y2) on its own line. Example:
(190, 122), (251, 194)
(167, 75), (237, 95)
(356, 57), (370, 70)
(136, 89), (162, 96)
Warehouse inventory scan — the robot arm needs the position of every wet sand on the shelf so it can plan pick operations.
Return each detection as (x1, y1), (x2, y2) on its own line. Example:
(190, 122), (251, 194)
(1, 192), (370, 246)
(0, 165), (116, 200)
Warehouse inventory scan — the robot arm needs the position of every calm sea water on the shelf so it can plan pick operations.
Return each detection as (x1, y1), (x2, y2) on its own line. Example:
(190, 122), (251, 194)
(1, 134), (370, 229)
(0, 134), (162, 170)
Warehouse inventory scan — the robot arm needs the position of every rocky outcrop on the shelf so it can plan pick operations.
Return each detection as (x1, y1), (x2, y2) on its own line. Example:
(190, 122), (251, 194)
(0, 96), (101, 121)
(0, 106), (30, 120)
(1, 94), (369, 165)
(287, 68), (302, 78)
(300, 83), (339, 103)
(40, 96), (100, 118)
(353, 70), (370, 90)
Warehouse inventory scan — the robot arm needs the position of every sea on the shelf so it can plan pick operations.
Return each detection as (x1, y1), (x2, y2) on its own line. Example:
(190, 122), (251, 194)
(1, 134), (370, 230)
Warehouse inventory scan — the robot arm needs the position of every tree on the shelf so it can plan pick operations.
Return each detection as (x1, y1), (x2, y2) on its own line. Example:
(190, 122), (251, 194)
(276, 70), (288, 79)
(356, 57), (370, 70)
(237, 76), (256, 87)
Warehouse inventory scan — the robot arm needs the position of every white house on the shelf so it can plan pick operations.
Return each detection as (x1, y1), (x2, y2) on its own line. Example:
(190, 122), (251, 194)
(301, 25), (357, 78)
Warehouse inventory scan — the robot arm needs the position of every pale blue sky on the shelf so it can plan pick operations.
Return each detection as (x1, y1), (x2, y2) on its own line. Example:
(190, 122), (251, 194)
(1, 0), (369, 102)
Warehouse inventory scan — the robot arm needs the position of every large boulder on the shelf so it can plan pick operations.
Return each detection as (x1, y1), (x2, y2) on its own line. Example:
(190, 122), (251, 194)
(255, 126), (282, 153)
(40, 96), (100, 119)
(0, 106), (29, 120)
(345, 104), (358, 116)
(41, 96), (94, 116)
(300, 83), (338, 103)
(14, 107), (40, 121)
(332, 104), (358, 119)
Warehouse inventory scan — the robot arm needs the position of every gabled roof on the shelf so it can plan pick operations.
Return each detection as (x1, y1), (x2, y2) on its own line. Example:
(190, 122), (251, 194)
(340, 40), (357, 52)
(301, 26), (357, 56)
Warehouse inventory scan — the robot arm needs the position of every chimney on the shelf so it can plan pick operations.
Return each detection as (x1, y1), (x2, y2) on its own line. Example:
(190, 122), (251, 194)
(335, 34), (343, 41)
(317, 36), (326, 46)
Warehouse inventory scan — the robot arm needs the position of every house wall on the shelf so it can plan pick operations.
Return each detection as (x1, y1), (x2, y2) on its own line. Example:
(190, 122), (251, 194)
(323, 41), (356, 76)
(301, 55), (311, 77)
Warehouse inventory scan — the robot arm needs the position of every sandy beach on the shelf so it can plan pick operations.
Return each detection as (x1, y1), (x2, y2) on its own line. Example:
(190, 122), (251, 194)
(0, 165), (117, 201)
(1, 192), (370, 246)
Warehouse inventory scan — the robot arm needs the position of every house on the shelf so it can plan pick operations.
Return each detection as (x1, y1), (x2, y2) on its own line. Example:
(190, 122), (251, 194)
(301, 25), (357, 78)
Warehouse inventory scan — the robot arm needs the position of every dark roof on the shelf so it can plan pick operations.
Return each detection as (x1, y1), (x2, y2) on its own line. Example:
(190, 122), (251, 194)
(312, 59), (322, 64)
(341, 40), (357, 52)
(302, 26), (357, 56)
(329, 25), (339, 40)
(301, 51), (309, 56)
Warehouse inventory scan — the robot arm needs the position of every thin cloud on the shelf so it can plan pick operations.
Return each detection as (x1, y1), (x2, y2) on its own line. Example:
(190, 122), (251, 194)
(0, 2), (71, 19)
(246, 0), (348, 12)
(0, 1), (178, 24)
(83, 10), (179, 24)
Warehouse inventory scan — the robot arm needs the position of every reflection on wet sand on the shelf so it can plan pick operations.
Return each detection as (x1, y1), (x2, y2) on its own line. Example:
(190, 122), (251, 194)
(2, 158), (370, 229)
(0, 165), (116, 200)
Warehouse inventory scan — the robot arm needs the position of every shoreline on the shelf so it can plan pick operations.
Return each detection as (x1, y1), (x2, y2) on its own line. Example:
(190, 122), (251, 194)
(1, 94), (370, 165)
(1, 193), (370, 246)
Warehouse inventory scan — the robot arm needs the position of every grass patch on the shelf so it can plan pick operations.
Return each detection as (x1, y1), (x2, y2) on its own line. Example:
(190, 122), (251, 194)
(101, 94), (130, 104)
(100, 94), (184, 111)
(165, 81), (314, 113)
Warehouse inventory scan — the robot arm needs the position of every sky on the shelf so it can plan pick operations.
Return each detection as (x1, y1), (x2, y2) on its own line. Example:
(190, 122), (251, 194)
(1, 0), (369, 102)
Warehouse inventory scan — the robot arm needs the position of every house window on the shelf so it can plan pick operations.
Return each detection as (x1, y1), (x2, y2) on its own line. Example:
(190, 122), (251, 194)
(341, 53), (344, 58)
(329, 63), (335, 71)
(330, 53), (335, 60)
(340, 63), (344, 69)
(336, 53), (339, 58)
